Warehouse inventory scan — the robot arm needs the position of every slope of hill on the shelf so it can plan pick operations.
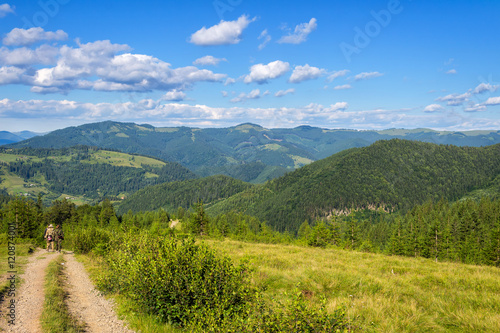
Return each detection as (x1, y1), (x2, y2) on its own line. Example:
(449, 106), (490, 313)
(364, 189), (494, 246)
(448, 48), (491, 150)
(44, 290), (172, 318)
(0, 146), (197, 203)
(207, 139), (500, 233)
(7, 121), (500, 183)
(116, 175), (253, 215)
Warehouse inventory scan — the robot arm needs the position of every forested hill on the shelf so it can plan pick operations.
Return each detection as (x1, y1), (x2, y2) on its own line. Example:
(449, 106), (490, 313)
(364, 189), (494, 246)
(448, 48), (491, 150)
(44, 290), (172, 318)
(207, 139), (500, 233)
(7, 120), (500, 183)
(0, 146), (197, 203)
(116, 175), (253, 215)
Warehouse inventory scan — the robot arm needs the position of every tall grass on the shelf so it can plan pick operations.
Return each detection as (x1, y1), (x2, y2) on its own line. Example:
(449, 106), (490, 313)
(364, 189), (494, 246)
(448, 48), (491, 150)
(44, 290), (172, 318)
(40, 255), (85, 333)
(205, 239), (500, 333)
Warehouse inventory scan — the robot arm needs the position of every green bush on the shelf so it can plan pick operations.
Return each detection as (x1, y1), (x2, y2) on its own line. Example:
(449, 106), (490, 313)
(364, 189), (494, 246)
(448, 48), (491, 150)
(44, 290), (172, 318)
(98, 234), (255, 326)
(72, 227), (111, 254)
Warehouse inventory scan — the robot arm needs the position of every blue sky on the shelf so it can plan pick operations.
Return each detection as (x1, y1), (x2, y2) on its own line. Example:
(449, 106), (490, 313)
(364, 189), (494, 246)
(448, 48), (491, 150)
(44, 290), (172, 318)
(0, 0), (499, 132)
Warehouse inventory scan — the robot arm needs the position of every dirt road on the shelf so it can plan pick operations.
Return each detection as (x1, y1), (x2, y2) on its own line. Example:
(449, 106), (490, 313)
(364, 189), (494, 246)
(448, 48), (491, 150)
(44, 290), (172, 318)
(1, 249), (134, 333)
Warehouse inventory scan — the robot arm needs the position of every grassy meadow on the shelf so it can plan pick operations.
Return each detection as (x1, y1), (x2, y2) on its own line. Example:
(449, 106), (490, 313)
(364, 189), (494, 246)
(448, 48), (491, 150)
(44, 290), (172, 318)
(77, 236), (500, 332)
(203, 239), (500, 333)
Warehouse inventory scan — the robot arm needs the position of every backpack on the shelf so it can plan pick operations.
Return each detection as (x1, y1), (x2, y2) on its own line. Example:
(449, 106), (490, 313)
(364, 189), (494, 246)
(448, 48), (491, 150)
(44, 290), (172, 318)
(46, 228), (54, 241)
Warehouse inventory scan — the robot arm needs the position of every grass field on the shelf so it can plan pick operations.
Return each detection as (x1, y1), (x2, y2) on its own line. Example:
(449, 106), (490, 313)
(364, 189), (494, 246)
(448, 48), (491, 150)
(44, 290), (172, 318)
(203, 239), (500, 333)
(79, 237), (500, 332)
(84, 150), (166, 169)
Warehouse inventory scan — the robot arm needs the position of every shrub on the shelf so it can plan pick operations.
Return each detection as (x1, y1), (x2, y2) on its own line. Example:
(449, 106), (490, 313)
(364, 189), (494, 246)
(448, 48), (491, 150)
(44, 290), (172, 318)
(98, 234), (255, 326)
(72, 227), (111, 254)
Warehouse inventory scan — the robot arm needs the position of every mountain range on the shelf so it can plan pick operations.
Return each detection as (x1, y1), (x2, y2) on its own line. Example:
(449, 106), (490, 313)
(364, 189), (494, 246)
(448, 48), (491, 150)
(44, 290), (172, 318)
(0, 130), (42, 145)
(117, 139), (500, 232)
(6, 121), (500, 183)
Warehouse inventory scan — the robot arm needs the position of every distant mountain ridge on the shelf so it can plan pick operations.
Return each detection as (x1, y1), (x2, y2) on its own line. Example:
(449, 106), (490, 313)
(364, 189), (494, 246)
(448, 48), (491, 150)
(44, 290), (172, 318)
(6, 121), (500, 183)
(0, 130), (42, 145)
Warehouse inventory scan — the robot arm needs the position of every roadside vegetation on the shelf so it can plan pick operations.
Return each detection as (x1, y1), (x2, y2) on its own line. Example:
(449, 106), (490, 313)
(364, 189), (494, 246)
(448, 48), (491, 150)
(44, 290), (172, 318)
(40, 255), (85, 333)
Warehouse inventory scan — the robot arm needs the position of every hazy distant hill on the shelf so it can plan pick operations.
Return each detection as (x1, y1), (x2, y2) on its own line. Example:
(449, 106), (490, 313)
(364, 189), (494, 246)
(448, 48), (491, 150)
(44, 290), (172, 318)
(0, 130), (41, 145)
(207, 139), (500, 233)
(7, 121), (500, 183)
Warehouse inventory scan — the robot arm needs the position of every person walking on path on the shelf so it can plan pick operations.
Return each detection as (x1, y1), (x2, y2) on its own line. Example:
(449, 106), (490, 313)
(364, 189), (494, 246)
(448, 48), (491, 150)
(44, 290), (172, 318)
(54, 224), (64, 252)
(44, 224), (55, 251)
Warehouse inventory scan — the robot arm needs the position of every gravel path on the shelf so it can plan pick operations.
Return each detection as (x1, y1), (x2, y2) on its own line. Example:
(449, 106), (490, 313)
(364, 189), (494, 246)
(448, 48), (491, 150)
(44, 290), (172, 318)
(0, 249), (135, 333)
(63, 253), (135, 333)
(2, 249), (58, 333)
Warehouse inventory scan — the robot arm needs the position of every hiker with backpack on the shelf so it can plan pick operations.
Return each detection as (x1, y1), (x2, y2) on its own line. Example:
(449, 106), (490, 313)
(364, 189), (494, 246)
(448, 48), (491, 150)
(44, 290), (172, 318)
(54, 224), (64, 253)
(44, 224), (55, 252)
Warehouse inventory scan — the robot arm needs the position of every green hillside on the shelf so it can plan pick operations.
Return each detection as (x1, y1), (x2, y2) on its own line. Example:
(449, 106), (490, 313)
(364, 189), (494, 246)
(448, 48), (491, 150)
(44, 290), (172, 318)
(8, 120), (500, 183)
(0, 146), (197, 204)
(116, 174), (253, 215)
(208, 139), (500, 233)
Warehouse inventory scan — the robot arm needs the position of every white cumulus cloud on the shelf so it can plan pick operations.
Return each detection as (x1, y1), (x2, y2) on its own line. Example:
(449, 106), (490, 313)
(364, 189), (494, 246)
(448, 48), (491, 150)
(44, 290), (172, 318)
(0, 39), (226, 94)
(244, 60), (290, 84)
(423, 104), (444, 113)
(327, 69), (350, 82)
(0, 45), (59, 66)
(354, 72), (384, 81)
(288, 64), (326, 83)
(162, 90), (186, 101)
(3, 28), (68, 46)
(278, 18), (317, 44)
(484, 97), (500, 106)
(474, 83), (499, 94)
(0, 3), (14, 18)
(230, 89), (261, 103)
(193, 55), (227, 66)
(189, 15), (255, 46)
(275, 88), (295, 97)
(334, 84), (352, 90)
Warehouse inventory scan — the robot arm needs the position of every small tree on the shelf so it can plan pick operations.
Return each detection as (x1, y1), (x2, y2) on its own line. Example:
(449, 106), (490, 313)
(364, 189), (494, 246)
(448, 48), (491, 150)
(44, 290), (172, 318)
(186, 201), (209, 236)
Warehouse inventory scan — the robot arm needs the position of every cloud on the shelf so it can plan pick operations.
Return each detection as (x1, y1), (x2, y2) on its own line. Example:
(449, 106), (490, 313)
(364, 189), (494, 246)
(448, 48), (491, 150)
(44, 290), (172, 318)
(464, 103), (486, 112)
(0, 3), (14, 18)
(446, 69), (457, 75)
(484, 97), (500, 106)
(224, 77), (236, 86)
(327, 69), (350, 82)
(354, 72), (384, 81)
(288, 64), (326, 83)
(230, 89), (261, 103)
(244, 60), (290, 84)
(4, 97), (500, 131)
(474, 83), (499, 94)
(0, 66), (30, 85)
(334, 84), (352, 90)
(278, 18), (317, 44)
(0, 45), (59, 66)
(423, 104), (444, 113)
(275, 88), (295, 97)
(162, 90), (186, 101)
(326, 102), (349, 112)
(258, 29), (271, 50)
(189, 15), (255, 46)
(3, 28), (68, 46)
(193, 55), (227, 66)
(436, 92), (471, 106)
(0, 39), (226, 94)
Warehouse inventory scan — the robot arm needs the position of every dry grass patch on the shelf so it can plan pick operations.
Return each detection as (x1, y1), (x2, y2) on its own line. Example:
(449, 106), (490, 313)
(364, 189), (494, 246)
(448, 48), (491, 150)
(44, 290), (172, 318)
(204, 239), (500, 332)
